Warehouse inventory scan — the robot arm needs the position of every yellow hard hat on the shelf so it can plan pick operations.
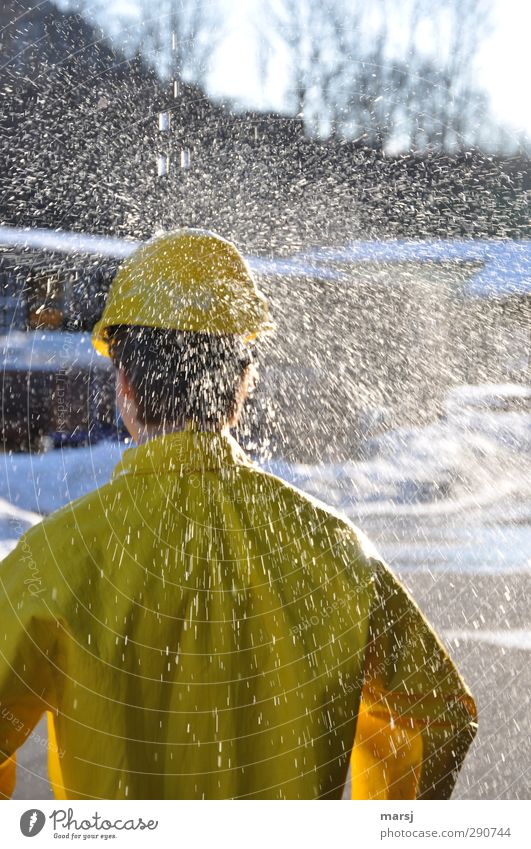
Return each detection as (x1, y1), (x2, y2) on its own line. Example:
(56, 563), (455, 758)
(92, 228), (273, 357)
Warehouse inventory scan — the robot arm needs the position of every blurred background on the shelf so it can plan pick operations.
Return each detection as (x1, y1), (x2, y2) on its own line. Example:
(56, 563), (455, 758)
(0, 0), (530, 800)
(0, 0), (529, 456)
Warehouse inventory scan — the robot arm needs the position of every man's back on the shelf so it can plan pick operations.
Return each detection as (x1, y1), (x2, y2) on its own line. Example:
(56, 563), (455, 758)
(0, 230), (477, 800)
(0, 429), (476, 799)
(1, 430), (377, 798)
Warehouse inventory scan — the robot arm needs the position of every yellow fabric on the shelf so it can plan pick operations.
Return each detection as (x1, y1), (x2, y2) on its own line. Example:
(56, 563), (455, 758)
(350, 563), (478, 799)
(0, 754), (16, 799)
(92, 229), (272, 356)
(0, 430), (477, 799)
(350, 697), (423, 800)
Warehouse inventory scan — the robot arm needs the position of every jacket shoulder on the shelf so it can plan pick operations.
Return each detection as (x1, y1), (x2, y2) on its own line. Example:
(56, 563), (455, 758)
(18, 478), (118, 551)
(250, 466), (381, 565)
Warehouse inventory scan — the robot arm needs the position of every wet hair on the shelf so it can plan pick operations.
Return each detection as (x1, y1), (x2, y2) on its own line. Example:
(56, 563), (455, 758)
(106, 325), (254, 430)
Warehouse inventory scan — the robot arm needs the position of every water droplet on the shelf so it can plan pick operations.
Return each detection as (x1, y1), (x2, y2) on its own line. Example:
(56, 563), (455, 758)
(158, 112), (170, 132)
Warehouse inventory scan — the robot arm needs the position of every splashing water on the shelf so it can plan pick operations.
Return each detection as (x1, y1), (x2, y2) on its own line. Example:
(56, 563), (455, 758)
(0, 0), (529, 805)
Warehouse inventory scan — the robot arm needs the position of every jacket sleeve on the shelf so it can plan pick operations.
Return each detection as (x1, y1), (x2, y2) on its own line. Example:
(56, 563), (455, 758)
(350, 560), (478, 799)
(0, 532), (58, 799)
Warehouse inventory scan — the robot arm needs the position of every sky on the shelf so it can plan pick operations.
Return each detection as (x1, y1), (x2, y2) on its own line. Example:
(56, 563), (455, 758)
(86, 0), (531, 141)
(474, 0), (531, 137)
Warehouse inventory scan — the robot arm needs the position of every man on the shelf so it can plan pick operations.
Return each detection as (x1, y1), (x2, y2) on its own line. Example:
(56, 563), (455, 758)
(0, 229), (477, 800)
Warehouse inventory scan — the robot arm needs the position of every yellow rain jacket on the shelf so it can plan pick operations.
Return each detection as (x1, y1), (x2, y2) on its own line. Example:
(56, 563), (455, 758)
(0, 429), (477, 799)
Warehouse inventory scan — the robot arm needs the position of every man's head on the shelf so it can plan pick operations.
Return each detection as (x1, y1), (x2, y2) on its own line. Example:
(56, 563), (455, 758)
(91, 229), (271, 440)
(107, 325), (256, 437)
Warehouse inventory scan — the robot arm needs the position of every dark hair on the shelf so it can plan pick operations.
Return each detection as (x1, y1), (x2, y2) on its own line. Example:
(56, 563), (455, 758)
(107, 325), (254, 430)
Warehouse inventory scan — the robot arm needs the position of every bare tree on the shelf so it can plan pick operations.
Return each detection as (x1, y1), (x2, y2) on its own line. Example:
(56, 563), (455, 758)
(54, 0), (108, 22)
(313, 0), (364, 138)
(137, 0), (223, 87)
(260, 0), (369, 137)
(265, 0), (315, 119)
(263, 0), (494, 151)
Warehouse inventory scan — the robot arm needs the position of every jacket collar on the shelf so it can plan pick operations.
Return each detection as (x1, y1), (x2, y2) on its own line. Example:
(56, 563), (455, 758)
(111, 426), (253, 479)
